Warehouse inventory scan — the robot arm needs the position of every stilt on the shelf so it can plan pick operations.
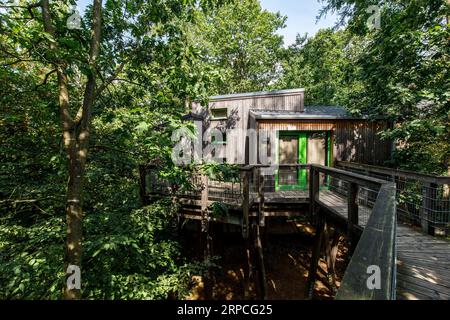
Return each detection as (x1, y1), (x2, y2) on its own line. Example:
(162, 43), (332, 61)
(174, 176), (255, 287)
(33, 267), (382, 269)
(347, 182), (359, 254)
(323, 225), (340, 294)
(255, 225), (268, 300)
(263, 219), (269, 247)
(199, 175), (214, 299)
(243, 235), (254, 299)
(306, 213), (325, 299)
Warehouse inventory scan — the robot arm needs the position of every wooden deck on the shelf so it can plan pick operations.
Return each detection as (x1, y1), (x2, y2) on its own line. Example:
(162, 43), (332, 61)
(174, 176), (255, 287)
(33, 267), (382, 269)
(317, 190), (450, 300)
(153, 184), (450, 300)
(396, 224), (450, 300)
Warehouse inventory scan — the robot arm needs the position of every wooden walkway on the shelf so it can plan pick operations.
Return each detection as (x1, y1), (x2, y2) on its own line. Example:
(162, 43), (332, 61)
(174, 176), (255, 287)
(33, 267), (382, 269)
(396, 224), (450, 300)
(315, 190), (450, 300)
(167, 186), (450, 300)
(146, 163), (449, 300)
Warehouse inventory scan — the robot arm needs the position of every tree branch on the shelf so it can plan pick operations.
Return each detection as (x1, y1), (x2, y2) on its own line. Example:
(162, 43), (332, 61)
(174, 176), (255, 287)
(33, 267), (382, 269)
(40, 0), (74, 130)
(114, 78), (146, 88)
(0, 58), (37, 66)
(94, 61), (125, 98)
(78, 0), (102, 133)
(35, 68), (57, 88)
(27, 1), (43, 19)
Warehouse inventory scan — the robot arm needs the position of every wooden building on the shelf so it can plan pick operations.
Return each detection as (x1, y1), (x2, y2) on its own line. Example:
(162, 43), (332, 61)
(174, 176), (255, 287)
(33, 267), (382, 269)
(192, 88), (392, 190)
(144, 88), (450, 301)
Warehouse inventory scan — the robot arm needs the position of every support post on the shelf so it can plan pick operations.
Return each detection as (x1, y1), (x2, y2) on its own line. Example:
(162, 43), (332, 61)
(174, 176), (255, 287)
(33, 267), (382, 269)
(347, 182), (358, 253)
(258, 171), (265, 227)
(243, 231), (254, 299)
(324, 226), (340, 294)
(255, 225), (268, 300)
(242, 170), (250, 239)
(201, 175), (209, 232)
(306, 213), (325, 298)
(421, 182), (437, 235)
(309, 166), (320, 223)
(200, 175), (213, 299)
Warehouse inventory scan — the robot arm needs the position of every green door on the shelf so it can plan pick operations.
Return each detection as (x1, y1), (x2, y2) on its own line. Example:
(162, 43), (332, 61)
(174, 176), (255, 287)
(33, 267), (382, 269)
(276, 131), (331, 191)
(276, 132), (307, 190)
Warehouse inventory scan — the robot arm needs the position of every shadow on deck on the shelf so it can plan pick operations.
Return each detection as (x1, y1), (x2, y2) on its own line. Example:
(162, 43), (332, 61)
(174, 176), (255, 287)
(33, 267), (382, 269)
(142, 163), (450, 300)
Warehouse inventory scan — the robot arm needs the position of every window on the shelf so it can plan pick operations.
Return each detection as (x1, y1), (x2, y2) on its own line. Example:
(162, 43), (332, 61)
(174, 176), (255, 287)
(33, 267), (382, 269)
(276, 131), (332, 191)
(211, 108), (228, 120)
(211, 132), (227, 145)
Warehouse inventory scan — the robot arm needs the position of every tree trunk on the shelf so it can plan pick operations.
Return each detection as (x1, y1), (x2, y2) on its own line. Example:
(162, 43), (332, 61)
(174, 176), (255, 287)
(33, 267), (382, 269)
(64, 153), (84, 299)
(63, 0), (103, 299)
(39, 0), (103, 299)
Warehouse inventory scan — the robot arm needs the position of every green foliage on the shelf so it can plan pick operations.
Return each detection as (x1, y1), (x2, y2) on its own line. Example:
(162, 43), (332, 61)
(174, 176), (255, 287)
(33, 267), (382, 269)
(324, 0), (450, 173)
(282, 0), (449, 173)
(209, 202), (230, 218)
(0, 215), (65, 299)
(82, 200), (206, 299)
(279, 29), (363, 106)
(0, 0), (219, 299)
(194, 0), (286, 93)
(201, 163), (240, 182)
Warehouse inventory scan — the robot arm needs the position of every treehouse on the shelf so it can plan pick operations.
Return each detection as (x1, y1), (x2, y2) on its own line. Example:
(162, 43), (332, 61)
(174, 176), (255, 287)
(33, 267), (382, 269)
(192, 88), (391, 190)
(142, 89), (450, 301)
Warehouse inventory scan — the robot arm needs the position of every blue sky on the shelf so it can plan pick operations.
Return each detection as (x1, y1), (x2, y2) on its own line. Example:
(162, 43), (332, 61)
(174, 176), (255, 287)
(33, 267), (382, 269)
(260, 0), (339, 45)
(76, 0), (339, 46)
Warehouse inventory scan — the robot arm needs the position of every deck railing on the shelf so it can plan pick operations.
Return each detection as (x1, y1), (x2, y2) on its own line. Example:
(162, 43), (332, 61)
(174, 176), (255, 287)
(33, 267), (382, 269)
(143, 163), (397, 300)
(143, 165), (244, 204)
(335, 161), (450, 235)
(308, 165), (396, 300)
(243, 164), (397, 299)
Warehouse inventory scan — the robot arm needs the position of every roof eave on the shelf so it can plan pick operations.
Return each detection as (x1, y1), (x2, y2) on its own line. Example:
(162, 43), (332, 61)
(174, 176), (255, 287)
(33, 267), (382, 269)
(251, 113), (386, 121)
(210, 88), (305, 102)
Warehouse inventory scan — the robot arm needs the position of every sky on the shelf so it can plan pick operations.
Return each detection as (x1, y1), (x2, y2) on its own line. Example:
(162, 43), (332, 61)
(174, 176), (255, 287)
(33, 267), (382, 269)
(76, 0), (339, 46)
(260, 0), (339, 46)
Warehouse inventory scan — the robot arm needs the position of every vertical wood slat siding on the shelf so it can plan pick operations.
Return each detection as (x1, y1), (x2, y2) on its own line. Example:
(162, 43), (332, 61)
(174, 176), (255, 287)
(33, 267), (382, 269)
(258, 120), (391, 166)
(334, 121), (390, 166)
(192, 93), (391, 166)
(192, 92), (305, 164)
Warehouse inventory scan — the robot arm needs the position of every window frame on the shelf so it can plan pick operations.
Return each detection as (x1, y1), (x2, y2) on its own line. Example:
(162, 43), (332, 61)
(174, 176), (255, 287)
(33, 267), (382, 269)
(210, 108), (228, 120)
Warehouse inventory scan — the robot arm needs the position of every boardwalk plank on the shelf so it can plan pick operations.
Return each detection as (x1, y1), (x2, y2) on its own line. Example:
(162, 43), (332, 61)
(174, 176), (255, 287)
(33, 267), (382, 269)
(322, 189), (450, 301)
(175, 184), (450, 300)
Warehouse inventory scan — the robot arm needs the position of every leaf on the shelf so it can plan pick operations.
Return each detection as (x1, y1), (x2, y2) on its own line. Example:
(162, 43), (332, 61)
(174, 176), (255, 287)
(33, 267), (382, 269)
(135, 122), (149, 134)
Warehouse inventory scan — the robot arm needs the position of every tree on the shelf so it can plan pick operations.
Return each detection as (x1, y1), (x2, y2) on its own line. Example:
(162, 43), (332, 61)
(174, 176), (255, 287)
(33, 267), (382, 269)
(278, 29), (363, 106)
(195, 0), (286, 94)
(320, 0), (450, 173)
(0, 0), (222, 299)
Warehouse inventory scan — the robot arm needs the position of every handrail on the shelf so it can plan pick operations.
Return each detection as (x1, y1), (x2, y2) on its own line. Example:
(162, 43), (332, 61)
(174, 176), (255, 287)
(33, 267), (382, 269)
(336, 182), (397, 300)
(240, 163), (310, 172)
(307, 165), (397, 300)
(144, 163), (398, 299)
(336, 161), (450, 184)
(312, 164), (388, 188)
(336, 161), (450, 235)
(244, 163), (388, 186)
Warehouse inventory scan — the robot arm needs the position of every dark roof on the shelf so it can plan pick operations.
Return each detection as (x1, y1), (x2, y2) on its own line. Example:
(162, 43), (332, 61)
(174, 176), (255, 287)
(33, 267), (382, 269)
(210, 88), (305, 101)
(250, 106), (364, 120)
(181, 112), (204, 121)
